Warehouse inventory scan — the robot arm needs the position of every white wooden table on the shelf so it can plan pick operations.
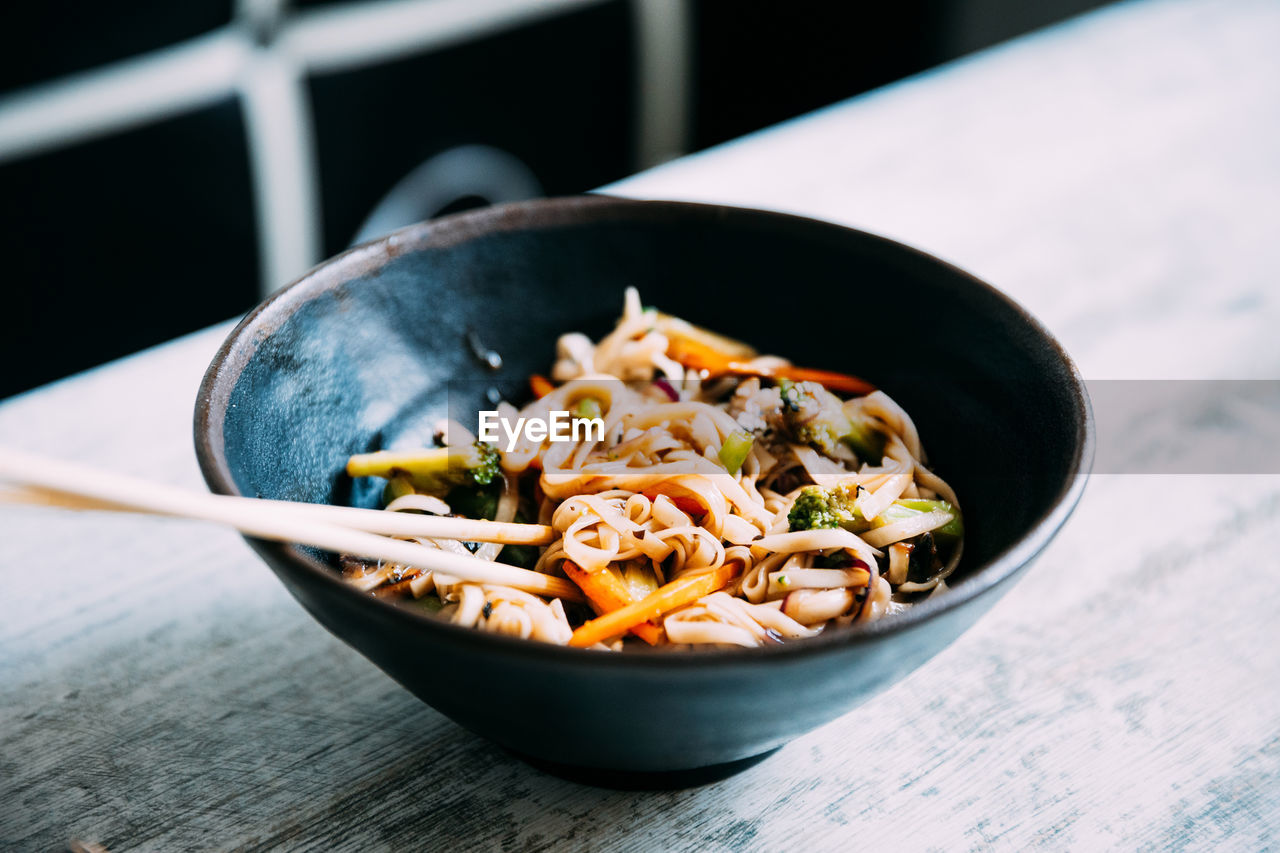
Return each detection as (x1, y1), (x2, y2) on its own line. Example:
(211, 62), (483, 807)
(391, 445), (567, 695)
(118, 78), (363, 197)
(4, 0), (1279, 848)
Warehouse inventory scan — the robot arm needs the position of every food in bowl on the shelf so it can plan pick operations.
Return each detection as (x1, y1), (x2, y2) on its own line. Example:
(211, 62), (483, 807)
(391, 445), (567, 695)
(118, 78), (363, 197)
(342, 288), (963, 650)
(198, 197), (1091, 775)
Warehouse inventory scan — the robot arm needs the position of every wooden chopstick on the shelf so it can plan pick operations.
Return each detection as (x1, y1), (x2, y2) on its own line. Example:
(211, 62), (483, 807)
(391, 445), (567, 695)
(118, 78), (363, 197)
(0, 448), (553, 544)
(0, 448), (578, 602)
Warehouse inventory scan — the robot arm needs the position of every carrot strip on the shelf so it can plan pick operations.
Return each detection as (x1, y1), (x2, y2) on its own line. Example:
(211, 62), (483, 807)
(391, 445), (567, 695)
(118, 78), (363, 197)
(641, 488), (705, 519)
(666, 337), (735, 373)
(562, 562), (663, 645)
(629, 622), (666, 646)
(660, 317), (756, 360)
(666, 338), (874, 395)
(529, 374), (555, 399)
(569, 563), (739, 648)
(761, 365), (875, 395)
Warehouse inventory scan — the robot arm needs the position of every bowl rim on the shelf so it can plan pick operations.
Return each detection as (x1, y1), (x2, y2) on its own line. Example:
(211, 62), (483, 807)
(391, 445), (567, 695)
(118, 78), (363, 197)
(195, 194), (1094, 668)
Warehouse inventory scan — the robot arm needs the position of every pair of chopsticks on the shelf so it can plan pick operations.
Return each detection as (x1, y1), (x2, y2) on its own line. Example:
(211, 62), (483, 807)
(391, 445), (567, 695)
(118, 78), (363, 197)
(0, 447), (583, 602)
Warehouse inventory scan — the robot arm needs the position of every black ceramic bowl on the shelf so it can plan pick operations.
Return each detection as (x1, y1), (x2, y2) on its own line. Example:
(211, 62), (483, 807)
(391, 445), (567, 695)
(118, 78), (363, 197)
(195, 196), (1092, 784)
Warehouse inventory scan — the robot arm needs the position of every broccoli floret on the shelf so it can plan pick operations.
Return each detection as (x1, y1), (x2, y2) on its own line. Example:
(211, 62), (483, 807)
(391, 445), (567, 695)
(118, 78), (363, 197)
(776, 378), (803, 412)
(495, 510), (539, 567)
(787, 483), (861, 531)
(445, 479), (500, 520)
(348, 440), (502, 497)
(777, 379), (849, 455)
(419, 440), (499, 493)
(776, 380), (884, 461)
(468, 440), (501, 486)
(789, 488), (964, 548)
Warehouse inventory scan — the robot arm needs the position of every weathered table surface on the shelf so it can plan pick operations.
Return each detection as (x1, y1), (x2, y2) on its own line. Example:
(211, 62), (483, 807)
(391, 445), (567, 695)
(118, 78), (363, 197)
(4, 0), (1279, 849)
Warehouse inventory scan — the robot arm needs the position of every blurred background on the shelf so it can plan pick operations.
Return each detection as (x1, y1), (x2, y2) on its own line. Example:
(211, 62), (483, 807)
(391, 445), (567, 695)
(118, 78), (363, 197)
(0, 0), (1109, 399)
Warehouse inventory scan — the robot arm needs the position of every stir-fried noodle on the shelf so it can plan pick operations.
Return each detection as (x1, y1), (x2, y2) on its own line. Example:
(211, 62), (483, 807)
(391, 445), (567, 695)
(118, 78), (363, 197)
(343, 289), (963, 650)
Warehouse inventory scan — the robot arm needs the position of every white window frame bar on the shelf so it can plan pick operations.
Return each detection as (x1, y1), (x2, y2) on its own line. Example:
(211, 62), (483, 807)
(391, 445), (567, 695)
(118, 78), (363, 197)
(0, 0), (688, 295)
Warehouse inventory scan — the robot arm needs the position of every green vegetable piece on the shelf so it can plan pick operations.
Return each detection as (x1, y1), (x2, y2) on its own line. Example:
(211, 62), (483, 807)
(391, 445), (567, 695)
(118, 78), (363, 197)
(444, 480), (501, 520)
(840, 415), (886, 464)
(468, 441), (501, 486)
(574, 397), (603, 421)
(775, 380), (884, 462)
(777, 378), (801, 412)
(892, 499), (964, 540)
(381, 474), (416, 505)
(788, 487), (963, 542)
(718, 430), (755, 474)
(621, 561), (660, 601)
(496, 512), (540, 568)
(498, 543), (539, 569)
(414, 596), (445, 614)
(787, 483), (860, 531)
(349, 440), (500, 496)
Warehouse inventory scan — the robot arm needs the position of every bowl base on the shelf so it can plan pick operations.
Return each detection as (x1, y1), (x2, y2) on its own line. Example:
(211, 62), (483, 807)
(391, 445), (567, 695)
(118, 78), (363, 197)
(507, 747), (781, 790)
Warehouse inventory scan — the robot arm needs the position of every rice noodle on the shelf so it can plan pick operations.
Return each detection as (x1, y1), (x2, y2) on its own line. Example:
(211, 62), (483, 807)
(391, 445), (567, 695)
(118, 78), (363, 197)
(345, 287), (963, 648)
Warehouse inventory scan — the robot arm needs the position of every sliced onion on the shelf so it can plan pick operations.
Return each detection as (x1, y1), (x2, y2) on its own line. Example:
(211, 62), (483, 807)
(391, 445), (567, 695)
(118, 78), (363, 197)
(888, 542), (913, 585)
(385, 493), (451, 515)
(861, 510), (953, 549)
(782, 588), (855, 624)
(653, 377), (680, 401)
